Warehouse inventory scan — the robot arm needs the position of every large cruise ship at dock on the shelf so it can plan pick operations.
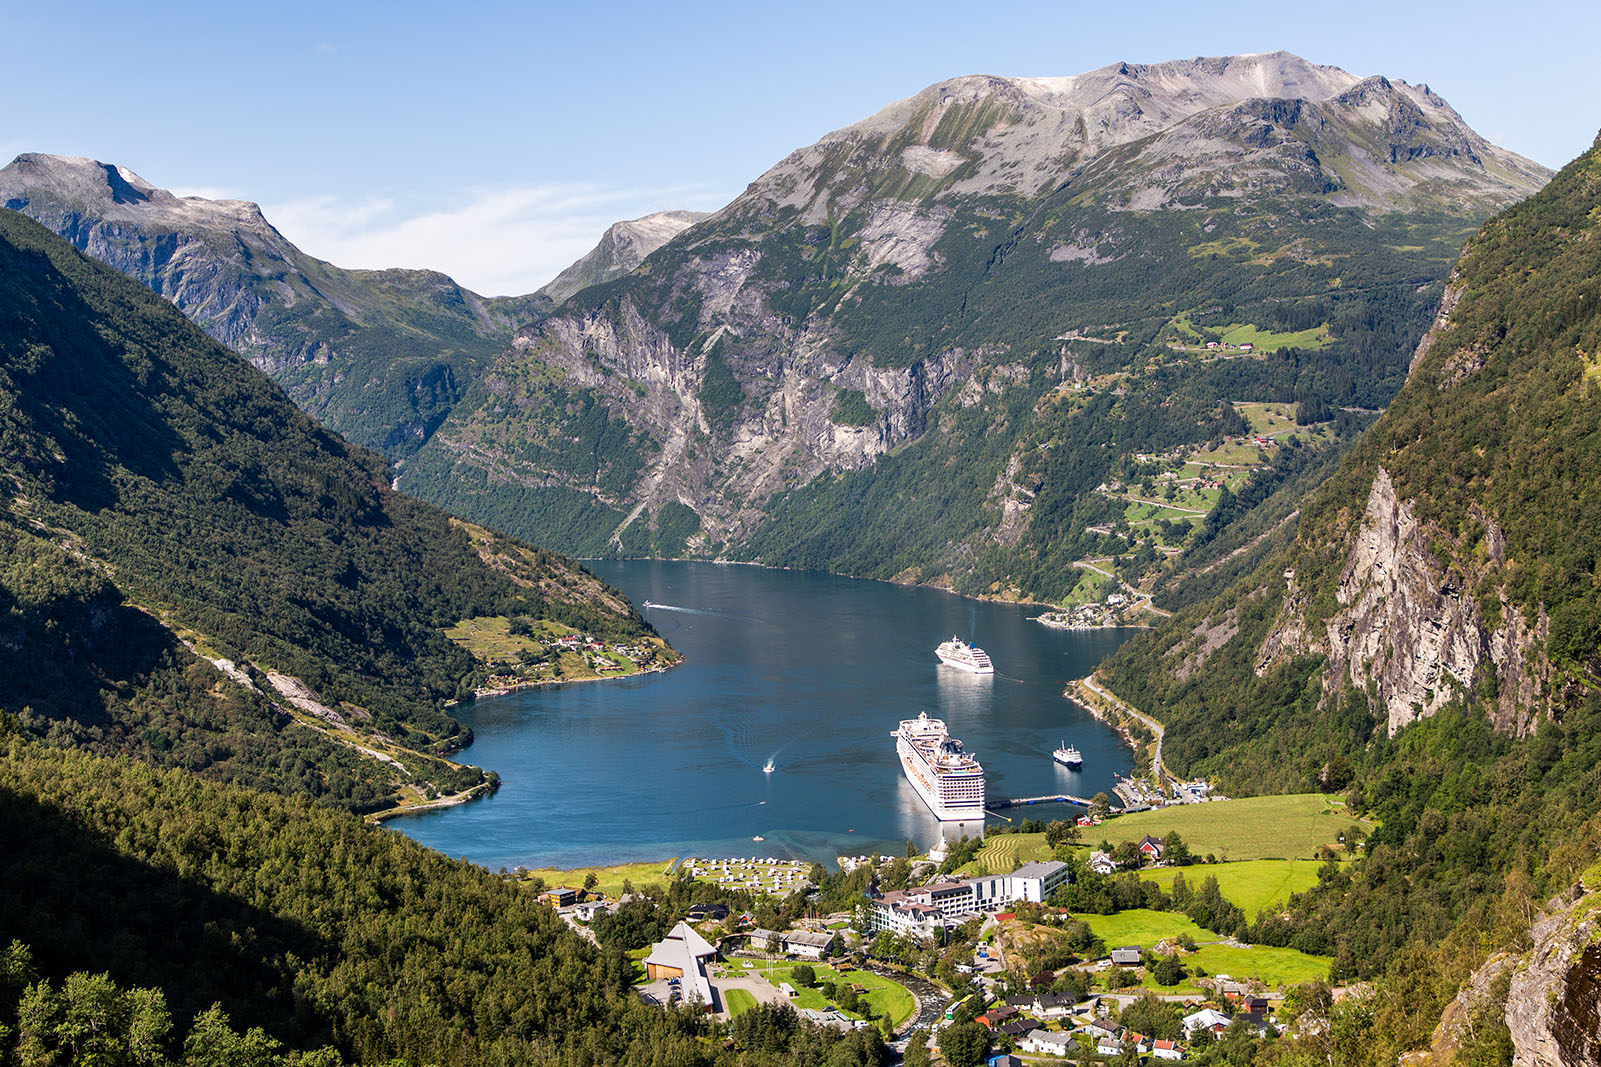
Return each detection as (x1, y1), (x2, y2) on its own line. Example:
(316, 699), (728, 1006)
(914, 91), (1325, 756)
(893, 711), (986, 821)
(935, 636), (994, 674)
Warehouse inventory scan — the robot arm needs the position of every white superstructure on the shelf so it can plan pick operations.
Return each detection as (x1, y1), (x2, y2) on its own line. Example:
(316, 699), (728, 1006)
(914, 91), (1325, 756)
(935, 636), (994, 674)
(894, 711), (985, 821)
(1053, 741), (1083, 768)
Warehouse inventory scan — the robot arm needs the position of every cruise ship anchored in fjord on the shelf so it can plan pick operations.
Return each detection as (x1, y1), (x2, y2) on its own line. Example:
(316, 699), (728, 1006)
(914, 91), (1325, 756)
(893, 711), (986, 821)
(935, 636), (994, 674)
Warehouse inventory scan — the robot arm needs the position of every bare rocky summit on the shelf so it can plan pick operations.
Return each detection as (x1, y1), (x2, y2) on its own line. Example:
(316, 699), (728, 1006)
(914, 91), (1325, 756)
(538, 209), (709, 305)
(402, 52), (1551, 587)
(0, 153), (544, 457)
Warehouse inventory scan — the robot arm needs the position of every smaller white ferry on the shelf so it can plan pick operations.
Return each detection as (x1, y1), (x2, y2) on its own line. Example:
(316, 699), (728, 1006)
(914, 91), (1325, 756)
(1053, 742), (1083, 769)
(935, 636), (994, 674)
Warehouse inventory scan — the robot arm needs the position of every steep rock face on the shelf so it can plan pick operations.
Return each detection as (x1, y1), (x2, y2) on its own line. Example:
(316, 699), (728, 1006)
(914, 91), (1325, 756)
(0, 153), (544, 457)
(1258, 467), (1549, 734)
(538, 210), (709, 305)
(1506, 885), (1601, 1066)
(403, 52), (1549, 581)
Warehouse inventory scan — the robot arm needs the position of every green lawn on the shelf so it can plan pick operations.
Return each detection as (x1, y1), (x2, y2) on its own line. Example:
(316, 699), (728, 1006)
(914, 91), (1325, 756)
(1079, 910), (1330, 989)
(722, 988), (758, 1018)
(735, 962), (917, 1027)
(1091, 795), (1375, 861)
(1139, 860), (1330, 919)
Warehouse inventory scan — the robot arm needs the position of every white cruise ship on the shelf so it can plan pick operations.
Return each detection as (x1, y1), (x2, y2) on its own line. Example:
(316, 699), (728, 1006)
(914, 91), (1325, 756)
(935, 636), (994, 674)
(893, 711), (986, 821)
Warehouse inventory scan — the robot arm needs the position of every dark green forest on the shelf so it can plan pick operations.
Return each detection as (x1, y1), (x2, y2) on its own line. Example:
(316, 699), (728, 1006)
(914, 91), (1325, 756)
(0, 209), (657, 811)
(0, 736), (887, 1067)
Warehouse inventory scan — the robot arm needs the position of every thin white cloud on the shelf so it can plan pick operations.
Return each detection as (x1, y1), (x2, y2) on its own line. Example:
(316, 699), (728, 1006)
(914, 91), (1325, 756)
(262, 182), (730, 296)
(314, 41), (337, 56)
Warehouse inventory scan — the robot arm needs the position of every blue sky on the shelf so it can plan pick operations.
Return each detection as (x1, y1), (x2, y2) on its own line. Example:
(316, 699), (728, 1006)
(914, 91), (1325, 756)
(8, 0), (1598, 294)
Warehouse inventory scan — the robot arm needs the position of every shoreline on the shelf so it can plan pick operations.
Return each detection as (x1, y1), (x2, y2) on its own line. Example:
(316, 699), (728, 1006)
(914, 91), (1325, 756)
(370, 779), (498, 823)
(580, 554), (1058, 612)
(1035, 615), (1152, 631)
(468, 660), (677, 702)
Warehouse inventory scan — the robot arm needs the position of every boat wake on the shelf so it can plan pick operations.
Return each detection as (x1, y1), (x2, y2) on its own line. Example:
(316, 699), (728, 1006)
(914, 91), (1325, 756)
(640, 602), (720, 617)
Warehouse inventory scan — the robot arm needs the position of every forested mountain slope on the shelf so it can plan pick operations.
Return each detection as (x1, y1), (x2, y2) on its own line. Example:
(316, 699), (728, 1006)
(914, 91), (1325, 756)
(401, 52), (1549, 605)
(0, 208), (659, 813)
(0, 737), (886, 1066)
(0, 153), (548, 458)
(1096, 132), (1601, 1065)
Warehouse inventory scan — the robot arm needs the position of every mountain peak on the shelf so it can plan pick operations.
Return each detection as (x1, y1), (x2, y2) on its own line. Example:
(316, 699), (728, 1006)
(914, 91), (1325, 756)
(752, 53), (1547, 213)
(1, 152), (272, 232)
(537, 208), (710, 305)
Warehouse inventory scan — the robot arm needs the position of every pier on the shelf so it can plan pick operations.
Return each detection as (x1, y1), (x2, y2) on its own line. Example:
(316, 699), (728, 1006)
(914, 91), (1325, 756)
(988, 793), (1097, 809)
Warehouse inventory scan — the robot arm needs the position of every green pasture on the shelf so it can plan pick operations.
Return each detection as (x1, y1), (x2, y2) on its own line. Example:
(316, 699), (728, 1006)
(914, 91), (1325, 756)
(1139, 859), (1329, 918)
(1093, 795), (1373, 861)
(520, 858), (676, 899)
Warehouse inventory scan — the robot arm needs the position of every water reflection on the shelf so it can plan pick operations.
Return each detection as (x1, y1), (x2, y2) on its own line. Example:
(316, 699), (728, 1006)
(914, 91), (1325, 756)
(393, 561), (1138, 869)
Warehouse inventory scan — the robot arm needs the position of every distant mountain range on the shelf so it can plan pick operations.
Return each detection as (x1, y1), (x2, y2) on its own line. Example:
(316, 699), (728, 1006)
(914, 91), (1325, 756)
(394, 52), (1548, 603)
(0, 153), (556, 459)
(0, 55), (1553, 611)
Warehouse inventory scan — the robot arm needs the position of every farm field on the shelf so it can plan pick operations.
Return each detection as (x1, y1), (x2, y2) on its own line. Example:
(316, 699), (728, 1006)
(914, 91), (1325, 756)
(971, 833), (1055, 875)
(1078, 909), (1330, 990)
(969, 797), (1366, 876)
(1092, 795), (1374, 861)
(1080, 908), (1211, 948)
(1139, 859), (1331, 918)
(519, 858), (677, 899)
(1219, 322), (1331, 351)
(1186, 943), (1330, 987)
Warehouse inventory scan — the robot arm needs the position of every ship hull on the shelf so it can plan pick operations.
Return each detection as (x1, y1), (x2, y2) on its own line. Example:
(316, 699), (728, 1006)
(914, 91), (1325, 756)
(897, 733), (986, 822)
(935, 649), (995, 675)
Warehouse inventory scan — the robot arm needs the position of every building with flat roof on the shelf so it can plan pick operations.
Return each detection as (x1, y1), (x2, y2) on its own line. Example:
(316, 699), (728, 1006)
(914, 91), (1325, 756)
(868, 861), (1071, 938)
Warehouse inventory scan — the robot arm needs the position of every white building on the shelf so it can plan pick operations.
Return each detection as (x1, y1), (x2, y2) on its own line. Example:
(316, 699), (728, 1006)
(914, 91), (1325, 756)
(1183, 1007), (1232, 1036)
(1020, 1029), (1076, 1056)
(868, 860), (1071, 939)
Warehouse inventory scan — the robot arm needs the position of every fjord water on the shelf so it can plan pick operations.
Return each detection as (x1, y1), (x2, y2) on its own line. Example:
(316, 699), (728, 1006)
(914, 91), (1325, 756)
(396, 561), (1137, 870)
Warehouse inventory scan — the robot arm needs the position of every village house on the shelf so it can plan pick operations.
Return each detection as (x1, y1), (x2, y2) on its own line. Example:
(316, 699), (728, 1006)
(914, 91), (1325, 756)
(1137, 835), (1166, 862)
(571, 900), (609, 921)
(540, 886), (579, 907)
(1020, 1029), (1076, 1056)
(1026, 991), (1078, 1019)
(1152, 1038), (1183, 1060)
(1087, 850), (1117, 875)
(1110, 946), (1143, 967)
(1183, 1007), (1232, 1036)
